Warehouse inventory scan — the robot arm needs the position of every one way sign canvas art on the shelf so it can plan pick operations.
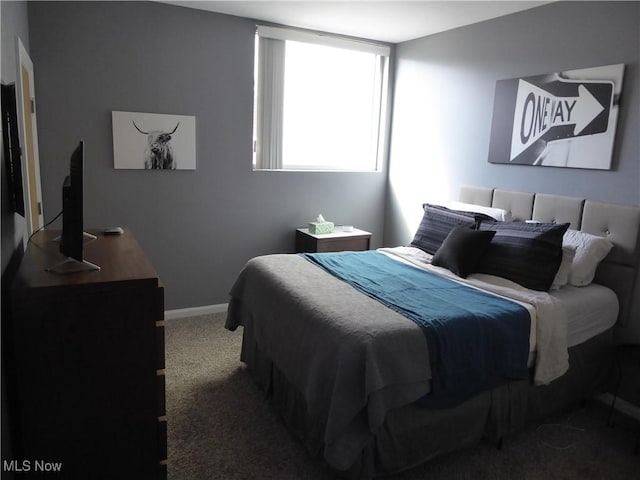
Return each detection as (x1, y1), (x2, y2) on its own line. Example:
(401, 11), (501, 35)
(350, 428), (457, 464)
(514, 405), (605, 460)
(488, 64), (624, 169)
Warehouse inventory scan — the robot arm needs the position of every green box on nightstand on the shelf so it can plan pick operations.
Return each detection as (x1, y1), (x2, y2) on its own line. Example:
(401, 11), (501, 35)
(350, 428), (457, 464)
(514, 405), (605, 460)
(308, 221), (334, 234)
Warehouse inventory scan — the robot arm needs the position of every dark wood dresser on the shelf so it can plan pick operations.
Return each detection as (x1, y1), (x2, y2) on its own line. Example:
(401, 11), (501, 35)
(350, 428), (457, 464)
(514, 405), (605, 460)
(9, 229), (167, 479)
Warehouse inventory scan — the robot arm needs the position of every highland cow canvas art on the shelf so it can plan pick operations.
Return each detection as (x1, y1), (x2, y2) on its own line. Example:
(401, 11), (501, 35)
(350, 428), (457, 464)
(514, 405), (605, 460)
(112, 111), (196, 170)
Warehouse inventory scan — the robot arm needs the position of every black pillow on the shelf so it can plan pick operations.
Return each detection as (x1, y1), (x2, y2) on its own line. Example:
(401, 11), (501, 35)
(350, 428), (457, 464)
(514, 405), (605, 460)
(431, 226), (496, 278)
(477, 221), (570, 291)
(411, 204), (493, 255)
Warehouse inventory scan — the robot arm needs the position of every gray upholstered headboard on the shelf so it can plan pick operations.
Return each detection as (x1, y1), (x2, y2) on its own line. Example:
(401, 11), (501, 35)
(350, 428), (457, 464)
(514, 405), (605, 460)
(459, 185), (640, 327)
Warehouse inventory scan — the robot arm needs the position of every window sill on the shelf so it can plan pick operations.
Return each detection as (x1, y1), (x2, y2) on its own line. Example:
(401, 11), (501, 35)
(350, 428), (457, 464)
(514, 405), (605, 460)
(253, 168), (382, 173)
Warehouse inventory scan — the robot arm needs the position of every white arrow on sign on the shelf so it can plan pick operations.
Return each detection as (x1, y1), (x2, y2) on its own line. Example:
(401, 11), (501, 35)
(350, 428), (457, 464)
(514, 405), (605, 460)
(510, 79), (606, 161)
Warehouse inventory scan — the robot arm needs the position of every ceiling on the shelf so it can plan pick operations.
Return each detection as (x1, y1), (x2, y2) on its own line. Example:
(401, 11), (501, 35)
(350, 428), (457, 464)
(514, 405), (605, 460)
(160, 1), (549, 43)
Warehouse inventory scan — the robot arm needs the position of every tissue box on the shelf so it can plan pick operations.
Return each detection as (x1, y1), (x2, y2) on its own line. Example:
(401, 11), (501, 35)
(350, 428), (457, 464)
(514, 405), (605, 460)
(308, 221), (334, 234)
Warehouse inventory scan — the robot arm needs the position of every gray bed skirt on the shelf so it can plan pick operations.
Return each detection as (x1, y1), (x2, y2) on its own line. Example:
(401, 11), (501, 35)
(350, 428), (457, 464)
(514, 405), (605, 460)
(238, 311), (614, 479)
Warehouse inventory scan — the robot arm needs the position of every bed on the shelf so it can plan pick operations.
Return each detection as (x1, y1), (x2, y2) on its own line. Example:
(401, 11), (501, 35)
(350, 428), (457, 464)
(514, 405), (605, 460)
(225, 186), (640, 479)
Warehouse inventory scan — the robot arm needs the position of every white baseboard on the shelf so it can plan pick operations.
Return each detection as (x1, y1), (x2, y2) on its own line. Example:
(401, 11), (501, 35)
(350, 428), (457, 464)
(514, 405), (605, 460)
(164, 303), (228, 320)
(596, 393), (640, 422)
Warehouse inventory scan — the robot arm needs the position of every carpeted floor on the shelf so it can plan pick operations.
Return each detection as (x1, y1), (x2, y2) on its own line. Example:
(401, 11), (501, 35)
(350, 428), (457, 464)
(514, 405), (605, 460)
(165, 313), (640, 479)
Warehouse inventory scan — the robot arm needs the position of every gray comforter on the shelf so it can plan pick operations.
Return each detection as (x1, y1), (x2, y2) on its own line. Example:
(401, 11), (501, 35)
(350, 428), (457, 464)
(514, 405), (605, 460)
(225, 254), (432, 470)
(225, 247), (571, 473)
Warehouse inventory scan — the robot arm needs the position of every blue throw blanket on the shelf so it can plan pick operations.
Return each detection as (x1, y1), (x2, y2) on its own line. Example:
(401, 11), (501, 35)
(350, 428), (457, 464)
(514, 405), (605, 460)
(302, 251), (531, 407)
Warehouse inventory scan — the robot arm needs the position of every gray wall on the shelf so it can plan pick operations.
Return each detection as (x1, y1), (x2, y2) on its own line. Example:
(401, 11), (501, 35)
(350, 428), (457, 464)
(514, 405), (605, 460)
(27, 1), (387, 309)
(385, 0), (639, 244)
(14, 0), (640, 325)
(385, 1), (640, 341)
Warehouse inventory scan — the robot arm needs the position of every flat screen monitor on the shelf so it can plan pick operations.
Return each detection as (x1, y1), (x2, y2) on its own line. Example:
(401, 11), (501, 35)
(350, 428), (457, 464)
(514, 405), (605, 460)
(59, 141), (84, 261)
(48, 141), (100, 273)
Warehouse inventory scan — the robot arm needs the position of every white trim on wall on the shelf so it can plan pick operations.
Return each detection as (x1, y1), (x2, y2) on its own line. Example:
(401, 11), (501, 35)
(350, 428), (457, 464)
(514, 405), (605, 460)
(164, 303), (228, 320)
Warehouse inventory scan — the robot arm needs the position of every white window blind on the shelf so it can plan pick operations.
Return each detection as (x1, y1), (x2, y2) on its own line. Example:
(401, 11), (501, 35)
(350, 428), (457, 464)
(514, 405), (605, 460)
(253, 26), (390, 171)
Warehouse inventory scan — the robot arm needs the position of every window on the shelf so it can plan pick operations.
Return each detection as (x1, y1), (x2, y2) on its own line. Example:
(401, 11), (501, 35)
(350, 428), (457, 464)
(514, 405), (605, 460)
(253, 26), (390, 171)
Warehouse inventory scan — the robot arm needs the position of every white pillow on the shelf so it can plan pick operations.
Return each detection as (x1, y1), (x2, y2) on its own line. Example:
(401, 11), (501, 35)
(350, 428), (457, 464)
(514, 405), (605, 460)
(563, 229), (613, 287)
(447, 201), (513, 222)
(549, 246), (576, 291)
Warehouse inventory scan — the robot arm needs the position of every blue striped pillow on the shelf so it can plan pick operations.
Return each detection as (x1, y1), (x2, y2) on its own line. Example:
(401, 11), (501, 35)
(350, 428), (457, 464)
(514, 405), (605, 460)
(411, 204), (487, 255)
(477, 222), (569, 291)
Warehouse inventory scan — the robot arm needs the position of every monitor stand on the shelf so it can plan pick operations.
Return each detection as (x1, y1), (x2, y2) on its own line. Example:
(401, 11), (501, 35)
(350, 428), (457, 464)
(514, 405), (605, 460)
(47, 257), (101, 274)
(48, 232), (101, 274)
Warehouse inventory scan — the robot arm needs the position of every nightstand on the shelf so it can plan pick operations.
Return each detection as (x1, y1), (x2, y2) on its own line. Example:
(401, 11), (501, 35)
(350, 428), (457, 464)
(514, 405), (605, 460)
(295, 227), (372, 253)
